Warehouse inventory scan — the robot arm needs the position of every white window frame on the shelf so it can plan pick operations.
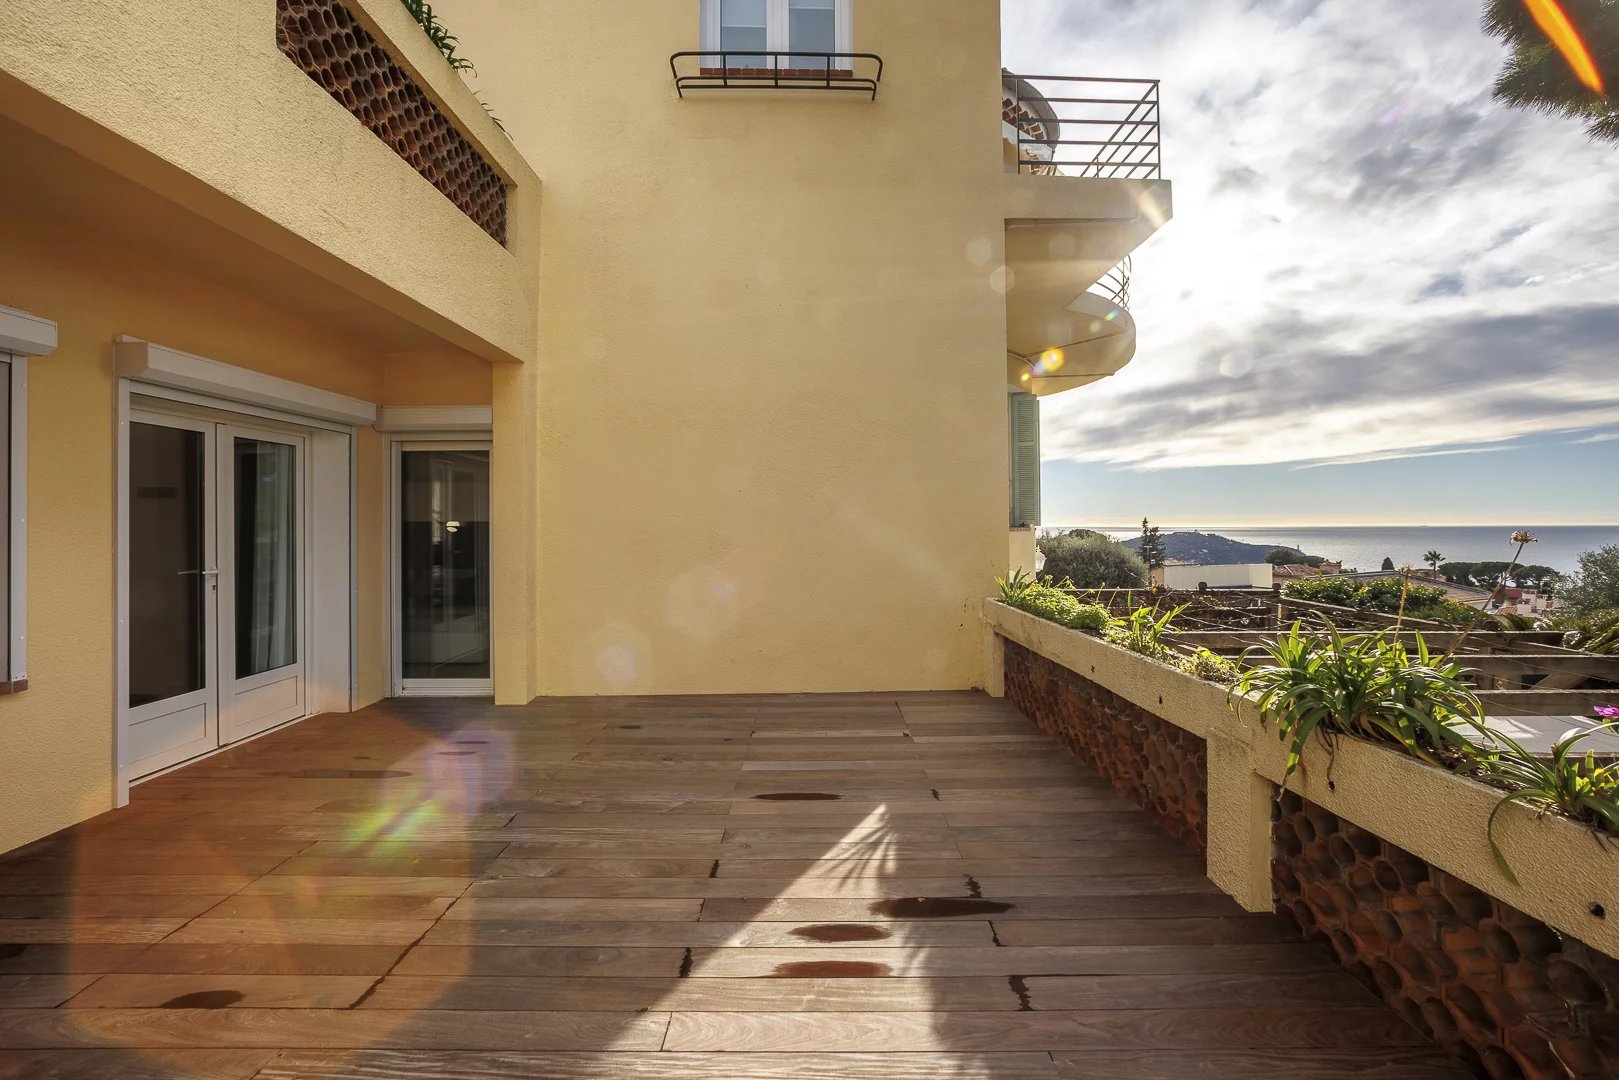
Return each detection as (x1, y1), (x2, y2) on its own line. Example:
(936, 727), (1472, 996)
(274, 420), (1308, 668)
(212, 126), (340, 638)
(701, 0), (854, 60)
(0, 304), (57, 693)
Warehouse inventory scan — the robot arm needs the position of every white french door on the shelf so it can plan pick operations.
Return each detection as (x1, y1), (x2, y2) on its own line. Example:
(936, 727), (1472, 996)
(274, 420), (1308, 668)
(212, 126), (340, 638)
(126, 406), (307, 778)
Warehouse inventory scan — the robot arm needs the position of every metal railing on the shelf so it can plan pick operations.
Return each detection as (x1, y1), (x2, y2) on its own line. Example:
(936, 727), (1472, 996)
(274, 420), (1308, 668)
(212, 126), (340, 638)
(1089, 256), (1132, 310)
(670, 52), (884, 99)
(1004, 74), (1161, 179)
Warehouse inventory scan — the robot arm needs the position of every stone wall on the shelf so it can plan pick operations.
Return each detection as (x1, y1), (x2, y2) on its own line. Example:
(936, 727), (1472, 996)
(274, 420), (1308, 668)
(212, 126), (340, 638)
(1002, 639), (1207, 855)
(1275, 792), (1619, 1080)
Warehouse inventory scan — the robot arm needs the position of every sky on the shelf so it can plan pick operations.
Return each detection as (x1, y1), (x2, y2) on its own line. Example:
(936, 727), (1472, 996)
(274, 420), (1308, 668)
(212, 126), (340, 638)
(1002, 0), (1619, 526)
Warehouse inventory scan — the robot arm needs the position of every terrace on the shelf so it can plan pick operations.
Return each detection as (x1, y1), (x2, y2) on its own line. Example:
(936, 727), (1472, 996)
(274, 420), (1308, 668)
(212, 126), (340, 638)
(0, 692), (1490, 1078)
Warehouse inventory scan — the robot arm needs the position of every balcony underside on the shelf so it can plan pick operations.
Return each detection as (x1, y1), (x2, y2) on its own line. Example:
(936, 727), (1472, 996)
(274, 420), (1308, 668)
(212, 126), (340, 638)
(0, 692), (1466, 1076)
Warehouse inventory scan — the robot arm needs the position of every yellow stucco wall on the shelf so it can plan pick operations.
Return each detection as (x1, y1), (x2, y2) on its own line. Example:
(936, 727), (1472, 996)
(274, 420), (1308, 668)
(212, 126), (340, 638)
(448, 0), (1011, 695)
(0, 0), (540, 368)
(0, 183), (487, 851)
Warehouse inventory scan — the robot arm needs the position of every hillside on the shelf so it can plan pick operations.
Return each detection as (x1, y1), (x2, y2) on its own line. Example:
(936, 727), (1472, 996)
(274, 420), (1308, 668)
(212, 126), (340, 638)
(1118, 530), (1314, 566)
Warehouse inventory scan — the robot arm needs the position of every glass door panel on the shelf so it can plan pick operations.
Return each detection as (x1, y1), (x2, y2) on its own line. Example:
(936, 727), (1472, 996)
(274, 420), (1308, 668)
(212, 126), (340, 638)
(217, 425), (305, 744)
(126, 414), (218, 777)
(399, 448), (491, 688)
(234, 438), (298, 679)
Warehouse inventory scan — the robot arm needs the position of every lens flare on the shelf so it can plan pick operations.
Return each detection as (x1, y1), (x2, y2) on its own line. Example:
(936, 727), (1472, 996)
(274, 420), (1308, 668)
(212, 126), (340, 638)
(1525, 0), (1606, 95)
(1036, 348), (1065, 374)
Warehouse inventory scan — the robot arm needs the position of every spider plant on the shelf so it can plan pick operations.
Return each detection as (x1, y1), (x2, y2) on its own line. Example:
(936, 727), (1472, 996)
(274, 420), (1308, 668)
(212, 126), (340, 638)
(1233, 623), (1485, 784)
(996, 568), (1035, 604)
(400, 0), (476, 72)
(1468, 721), (1619, 885)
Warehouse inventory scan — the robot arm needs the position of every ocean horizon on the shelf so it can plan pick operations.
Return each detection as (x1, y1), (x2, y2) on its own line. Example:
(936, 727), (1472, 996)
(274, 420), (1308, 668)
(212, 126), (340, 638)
(1063, 525), (1619, 576)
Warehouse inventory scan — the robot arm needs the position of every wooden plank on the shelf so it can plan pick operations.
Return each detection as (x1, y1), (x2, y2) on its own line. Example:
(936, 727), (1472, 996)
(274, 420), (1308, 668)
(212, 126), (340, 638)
(679, 944), (1336, 978)
(0, 1009), (671, 1050)
(0, 1048), (276, 1080)
(416, 920), (996, 949)
(106, 945), (408, 976)
(661, 1008), (1435, 1052)
(1048, 1049), (1474, 1079)
(360, 974), (1024, 1012)
(160, 919), (434, 947)
(64, 974), (377, 1009)
(695, 896), (1245, 922)
(991, 917), (1298, 947)
(0, 974), (98, 1008)
(441, 898), (702, 922)
(254, 1050), (1062, 1079)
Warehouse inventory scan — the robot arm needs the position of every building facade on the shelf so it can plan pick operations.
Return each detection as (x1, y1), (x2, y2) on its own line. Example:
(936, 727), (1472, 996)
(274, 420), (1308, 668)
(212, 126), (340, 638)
(0, 0), (1169, 851)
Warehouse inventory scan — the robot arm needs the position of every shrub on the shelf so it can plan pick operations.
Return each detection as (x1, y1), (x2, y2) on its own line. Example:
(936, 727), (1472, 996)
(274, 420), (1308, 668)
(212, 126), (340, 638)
(1283, 576), (1485, 626)
(994, 570), (1109, 634)
(1558, 546), (1619, 620)
(1179, 648), (1240, 684)
(1037, 533), (1148, 589)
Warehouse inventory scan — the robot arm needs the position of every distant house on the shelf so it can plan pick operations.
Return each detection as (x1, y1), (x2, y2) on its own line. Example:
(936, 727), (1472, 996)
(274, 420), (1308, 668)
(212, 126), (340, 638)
(1153, 563), (1274, 590)
(1272, 564), (1324, 584)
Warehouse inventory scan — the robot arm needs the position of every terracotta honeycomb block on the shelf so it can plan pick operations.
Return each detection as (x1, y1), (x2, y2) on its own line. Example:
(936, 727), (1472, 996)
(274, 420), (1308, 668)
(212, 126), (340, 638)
(276, 0), (507, 245)
(1002, 640), (1207, 855)
(1273, 792), (1619, 1079)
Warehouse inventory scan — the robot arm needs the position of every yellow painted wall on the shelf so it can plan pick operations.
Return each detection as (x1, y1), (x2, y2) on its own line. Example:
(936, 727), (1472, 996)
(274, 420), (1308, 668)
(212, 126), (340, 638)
(0, 180), (483, 851)
(446, 0), (1011, 695)
(0, 0), (541, 368)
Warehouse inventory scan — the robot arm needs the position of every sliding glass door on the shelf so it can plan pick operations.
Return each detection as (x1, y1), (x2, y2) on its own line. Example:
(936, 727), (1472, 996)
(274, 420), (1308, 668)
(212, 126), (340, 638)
(396, 444), (491, 695)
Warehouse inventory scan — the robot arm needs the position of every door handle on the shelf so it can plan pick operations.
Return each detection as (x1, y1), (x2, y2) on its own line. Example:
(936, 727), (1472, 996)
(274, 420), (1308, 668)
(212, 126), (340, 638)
(177, 568), (221, 577)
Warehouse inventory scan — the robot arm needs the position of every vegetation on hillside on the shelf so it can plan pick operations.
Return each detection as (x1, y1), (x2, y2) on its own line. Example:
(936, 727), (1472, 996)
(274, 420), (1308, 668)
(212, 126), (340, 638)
(1440, 561), (1562, 591)
(1266, 548), (1325, 567)
(1282, 576), (1487, 626)
(1556, 545), (1619, 617)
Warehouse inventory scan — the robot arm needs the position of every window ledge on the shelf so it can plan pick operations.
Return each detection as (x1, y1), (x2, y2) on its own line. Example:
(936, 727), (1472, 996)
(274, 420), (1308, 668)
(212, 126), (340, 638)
(0, 306), (57, 358)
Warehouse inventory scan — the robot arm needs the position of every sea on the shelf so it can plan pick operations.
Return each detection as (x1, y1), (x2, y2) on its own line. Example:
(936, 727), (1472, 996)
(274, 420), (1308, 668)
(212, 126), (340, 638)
(1069, 525), (1619, 576)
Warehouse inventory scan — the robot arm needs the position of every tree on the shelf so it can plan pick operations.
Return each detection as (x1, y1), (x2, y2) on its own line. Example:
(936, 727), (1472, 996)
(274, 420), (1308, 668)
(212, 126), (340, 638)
(1036, 533), (1150, 589)
(1381, 556), (1396, 572)
(1557, 544), (1619, 618)
(1266, 548), (1325, 567)
(1138, 517), (1166, 571)
(1483, 0), (1617, 144)
(1424, 549), (1445, 573)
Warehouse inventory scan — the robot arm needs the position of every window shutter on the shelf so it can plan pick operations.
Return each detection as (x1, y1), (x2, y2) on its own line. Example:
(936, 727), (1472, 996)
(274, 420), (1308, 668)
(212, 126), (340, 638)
(1008, 392), (1041, 527)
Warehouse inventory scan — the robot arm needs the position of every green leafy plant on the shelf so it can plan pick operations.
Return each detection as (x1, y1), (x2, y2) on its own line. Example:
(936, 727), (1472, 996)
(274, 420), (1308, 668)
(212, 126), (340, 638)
(1232, 624), (1484, 784)
(1283, 576), (1487, 626)
(1104, 604), (1185, 663)
(994, 571), (1110, 633)
(1179, 647), (1240, 684)
(1035, 532), (1149, 589)
(1468, 721), (1619, 884)
(400, 0), (475, 72)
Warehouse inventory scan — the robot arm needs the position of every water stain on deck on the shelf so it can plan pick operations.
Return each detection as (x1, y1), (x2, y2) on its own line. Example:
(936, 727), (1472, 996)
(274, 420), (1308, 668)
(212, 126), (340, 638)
(752, 793), (841, 801)
(868, 897), (1014, 918)
(0, 945), (25, 960)
(160, 990), (245, 1009)
(791, 923), (891, 943)
(771, 961), (891, 978)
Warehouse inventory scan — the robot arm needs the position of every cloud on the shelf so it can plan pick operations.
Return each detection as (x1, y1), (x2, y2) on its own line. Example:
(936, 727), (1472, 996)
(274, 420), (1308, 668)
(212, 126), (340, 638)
(1002, 0), (1619, 473)
(1576, 433), (1619, 444)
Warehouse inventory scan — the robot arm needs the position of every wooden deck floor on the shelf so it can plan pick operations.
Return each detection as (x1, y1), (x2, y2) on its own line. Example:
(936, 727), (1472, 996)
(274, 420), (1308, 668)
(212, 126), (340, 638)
(0, 692), (1470, 1079)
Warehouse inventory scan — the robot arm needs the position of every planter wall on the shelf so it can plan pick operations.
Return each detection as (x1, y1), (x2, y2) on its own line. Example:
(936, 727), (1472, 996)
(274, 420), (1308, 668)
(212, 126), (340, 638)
(1003, 640), (1207, 854)
(1276, 793), (1619, 1080)
(985, 598), (1619, 1080)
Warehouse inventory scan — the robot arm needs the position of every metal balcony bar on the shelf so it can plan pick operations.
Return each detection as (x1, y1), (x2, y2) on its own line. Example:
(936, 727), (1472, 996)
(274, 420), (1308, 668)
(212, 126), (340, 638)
(670, 51), (884, 100)
(1006, 73), (1162, 180)
(1089, 256), (1132, 311)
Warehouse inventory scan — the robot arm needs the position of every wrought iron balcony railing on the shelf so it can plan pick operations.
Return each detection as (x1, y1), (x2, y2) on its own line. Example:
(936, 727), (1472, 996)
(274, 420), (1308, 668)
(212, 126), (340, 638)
(671, 52), (884, 99)
(1003, 73), (1161, 180)
(1089, 256), (1132, 311)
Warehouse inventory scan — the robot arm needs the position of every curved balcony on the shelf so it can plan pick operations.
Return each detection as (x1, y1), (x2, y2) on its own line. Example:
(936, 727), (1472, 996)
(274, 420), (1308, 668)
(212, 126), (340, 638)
(1001, 71), (1168, 396)
(1006, 255), (1136, 396)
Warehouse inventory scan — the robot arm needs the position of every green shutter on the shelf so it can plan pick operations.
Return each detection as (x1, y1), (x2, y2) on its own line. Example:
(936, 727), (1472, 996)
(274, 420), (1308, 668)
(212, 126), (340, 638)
(1008, 392), (1041, 527)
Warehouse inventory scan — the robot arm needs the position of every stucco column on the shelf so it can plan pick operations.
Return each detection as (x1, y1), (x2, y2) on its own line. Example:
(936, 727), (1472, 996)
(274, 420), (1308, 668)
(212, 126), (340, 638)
(490, 359), (537, 705)
(982, 622), (1006, 698)
(1205, 731), (1275, 912)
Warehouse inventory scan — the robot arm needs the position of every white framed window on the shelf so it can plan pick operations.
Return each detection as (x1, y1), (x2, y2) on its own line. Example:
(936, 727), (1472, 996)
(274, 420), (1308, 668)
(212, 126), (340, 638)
(702, 0), (853, 68)
(0, 303), (56, 693)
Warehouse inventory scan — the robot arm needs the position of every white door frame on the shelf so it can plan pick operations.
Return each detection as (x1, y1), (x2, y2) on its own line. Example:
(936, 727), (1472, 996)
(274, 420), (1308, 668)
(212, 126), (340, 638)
(115, 381), (359, 803)
(123, 407), (220, 778)
(388, 434), (494, 698)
